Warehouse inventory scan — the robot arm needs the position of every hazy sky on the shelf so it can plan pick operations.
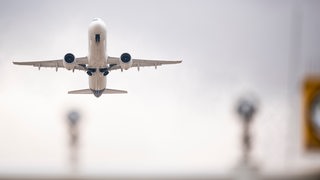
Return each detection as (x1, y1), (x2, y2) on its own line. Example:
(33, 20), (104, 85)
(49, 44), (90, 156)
(0, 0), (320, 176)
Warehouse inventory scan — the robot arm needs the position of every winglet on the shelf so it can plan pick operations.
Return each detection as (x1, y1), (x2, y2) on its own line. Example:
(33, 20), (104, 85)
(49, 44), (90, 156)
(13, 61), (22, 65)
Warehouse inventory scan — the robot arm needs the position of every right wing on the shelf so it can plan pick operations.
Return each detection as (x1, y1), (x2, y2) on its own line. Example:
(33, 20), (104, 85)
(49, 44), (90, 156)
(107, 57), (182, 71)
(13, 57), (88, 71)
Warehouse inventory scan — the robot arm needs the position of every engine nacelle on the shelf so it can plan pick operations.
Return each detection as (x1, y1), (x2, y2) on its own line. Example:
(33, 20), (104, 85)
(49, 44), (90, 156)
(63, 53), (76, 70)
(119, 53), (132, 70)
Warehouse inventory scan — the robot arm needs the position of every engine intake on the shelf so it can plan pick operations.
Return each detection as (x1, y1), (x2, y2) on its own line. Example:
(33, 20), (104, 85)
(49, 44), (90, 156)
(120, 53), (132, 70)
(64, 53), (75, 63)
(121, 53), (131, 63)
(63, 53), (76, 70)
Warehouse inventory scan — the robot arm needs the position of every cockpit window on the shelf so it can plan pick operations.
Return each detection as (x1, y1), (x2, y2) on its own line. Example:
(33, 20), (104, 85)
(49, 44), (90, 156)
(95, 34), (100, 43)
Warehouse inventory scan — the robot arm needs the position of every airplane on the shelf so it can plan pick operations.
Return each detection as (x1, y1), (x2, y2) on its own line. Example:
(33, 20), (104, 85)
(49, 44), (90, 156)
(13, 18), (182, 97)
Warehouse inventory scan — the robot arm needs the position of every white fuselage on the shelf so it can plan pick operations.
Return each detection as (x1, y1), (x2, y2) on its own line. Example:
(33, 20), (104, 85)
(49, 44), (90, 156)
(13, 18), (182, 97)
(88, 18), (108, 92)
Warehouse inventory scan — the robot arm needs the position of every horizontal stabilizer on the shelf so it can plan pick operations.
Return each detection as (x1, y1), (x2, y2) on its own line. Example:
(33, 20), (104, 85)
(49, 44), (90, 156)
(68, 89), (92, 94)
(104, 88), (127, 94)
(68, 88), (127, 96)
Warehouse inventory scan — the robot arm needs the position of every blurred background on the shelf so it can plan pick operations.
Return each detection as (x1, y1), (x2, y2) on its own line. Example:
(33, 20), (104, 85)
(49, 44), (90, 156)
(1, 0), (320, 179)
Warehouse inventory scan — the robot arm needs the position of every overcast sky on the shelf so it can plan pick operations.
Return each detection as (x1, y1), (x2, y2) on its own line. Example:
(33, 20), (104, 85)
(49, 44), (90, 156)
(0, 0), (320, 176)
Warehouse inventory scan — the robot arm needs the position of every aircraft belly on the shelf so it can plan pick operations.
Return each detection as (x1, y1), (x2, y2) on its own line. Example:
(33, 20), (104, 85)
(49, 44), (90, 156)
(88, 50), (107, 67)
(89, 73), (106, 90)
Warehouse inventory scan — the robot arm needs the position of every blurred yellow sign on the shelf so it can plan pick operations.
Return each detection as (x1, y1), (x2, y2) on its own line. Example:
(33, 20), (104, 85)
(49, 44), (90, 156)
(303, 77), (320, 150)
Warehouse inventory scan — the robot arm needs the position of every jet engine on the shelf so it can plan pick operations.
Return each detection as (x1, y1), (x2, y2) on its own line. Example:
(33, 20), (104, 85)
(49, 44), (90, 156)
(63, 53), (77, 70)
(119, 53), (132, 70)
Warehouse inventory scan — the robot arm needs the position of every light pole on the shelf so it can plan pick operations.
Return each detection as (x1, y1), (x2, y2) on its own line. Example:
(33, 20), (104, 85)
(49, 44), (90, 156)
(67, 110), (81, 173)
(236, 97), (257, 165)
(234, 95), (260, 180)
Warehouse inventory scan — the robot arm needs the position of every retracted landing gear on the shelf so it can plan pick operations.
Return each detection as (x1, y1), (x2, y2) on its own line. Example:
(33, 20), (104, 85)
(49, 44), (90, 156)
(85, 67), (109, 77)
(87, 68), (96, 76)
(99, 68), (109, 76)
(87, 71), (93, 76)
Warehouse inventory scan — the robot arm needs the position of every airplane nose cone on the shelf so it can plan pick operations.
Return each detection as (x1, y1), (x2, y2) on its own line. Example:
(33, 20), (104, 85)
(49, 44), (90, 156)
(89, 18), (106, 33)
(92, 18), (101, 22)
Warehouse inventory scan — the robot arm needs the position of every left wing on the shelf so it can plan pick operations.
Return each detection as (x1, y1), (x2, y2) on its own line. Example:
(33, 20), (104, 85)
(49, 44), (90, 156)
(107, 57), (182, 71)
(13, 57), (88, 71)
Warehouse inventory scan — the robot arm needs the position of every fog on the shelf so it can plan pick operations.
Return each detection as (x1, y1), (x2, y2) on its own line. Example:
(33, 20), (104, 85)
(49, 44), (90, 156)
(0, 0), (320, 176)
